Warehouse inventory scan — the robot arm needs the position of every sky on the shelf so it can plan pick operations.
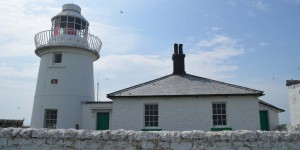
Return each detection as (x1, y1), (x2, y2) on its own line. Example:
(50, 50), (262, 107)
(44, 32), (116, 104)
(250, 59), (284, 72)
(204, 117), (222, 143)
(0, 0), (300, 126)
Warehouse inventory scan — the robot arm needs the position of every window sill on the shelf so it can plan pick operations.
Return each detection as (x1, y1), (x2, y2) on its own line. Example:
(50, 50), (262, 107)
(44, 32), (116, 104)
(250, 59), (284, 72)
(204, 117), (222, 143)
(211, 127), (232, 131)
(141, 129), (162, 131)
(48, 64), (65, 68)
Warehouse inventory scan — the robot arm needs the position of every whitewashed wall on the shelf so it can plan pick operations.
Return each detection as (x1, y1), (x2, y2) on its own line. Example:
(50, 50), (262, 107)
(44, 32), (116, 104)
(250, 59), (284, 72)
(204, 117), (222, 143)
(1, 128), (300, 150)
(259, 103), (280, 130)
(81, 102), (113, 130)
(111, 96), (260, 131)
(287, 83), (300, 126)
(31, 47), (97, 129)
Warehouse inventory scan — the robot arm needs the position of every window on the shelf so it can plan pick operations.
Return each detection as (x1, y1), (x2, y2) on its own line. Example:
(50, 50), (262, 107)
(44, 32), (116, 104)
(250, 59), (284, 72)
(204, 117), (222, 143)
(53, 53), (62, 63)
(212, 103), (227, 126)
(144, 104), (158, 127)
(44, 109), (57, 129)
(51, 79), (58, 84)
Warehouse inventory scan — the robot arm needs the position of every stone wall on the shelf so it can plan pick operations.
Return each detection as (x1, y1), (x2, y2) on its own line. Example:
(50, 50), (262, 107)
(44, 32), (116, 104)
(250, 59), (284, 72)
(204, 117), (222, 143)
(1, 128), (300, 150)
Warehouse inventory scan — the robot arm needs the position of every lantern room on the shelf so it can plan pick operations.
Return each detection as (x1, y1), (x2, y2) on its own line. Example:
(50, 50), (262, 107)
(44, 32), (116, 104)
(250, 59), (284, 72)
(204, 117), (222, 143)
(34, 3), (102, 56)
(51, 4), (89, 37)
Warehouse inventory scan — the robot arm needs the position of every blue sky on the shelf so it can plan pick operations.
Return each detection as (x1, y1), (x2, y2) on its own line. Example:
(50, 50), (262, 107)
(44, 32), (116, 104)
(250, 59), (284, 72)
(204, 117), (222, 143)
(0, 0), (300, 125)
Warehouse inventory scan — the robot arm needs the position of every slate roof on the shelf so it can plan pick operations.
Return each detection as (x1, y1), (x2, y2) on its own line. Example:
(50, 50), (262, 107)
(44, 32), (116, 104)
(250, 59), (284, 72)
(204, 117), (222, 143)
(0, 119), (24, 128)
(259, 100), (285, 112)
(286, 80), (300, 86)
(107, 73), (264, 98)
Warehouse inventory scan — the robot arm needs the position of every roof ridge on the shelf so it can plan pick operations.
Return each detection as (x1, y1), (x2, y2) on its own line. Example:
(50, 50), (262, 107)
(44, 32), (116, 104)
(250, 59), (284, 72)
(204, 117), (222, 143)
(186, 74), (263, 94)
(107, 74), (173, 97)
(286, 79), (300, 86)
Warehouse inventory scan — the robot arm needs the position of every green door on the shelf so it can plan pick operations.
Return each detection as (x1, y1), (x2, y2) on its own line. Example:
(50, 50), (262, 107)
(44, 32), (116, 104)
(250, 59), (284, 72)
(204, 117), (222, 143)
(97, 112), (109, 130)
(259, 111), (269, 131)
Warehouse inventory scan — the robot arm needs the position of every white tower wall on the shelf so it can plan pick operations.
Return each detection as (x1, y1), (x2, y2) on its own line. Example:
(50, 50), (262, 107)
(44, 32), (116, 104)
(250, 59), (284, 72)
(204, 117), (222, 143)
(31, 48), (97, 129)
(287, 83), (300, 126)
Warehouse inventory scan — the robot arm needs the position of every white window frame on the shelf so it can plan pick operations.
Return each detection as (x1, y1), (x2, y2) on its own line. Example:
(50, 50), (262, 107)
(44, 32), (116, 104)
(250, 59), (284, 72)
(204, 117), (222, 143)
(212, 103), (227, 126)
(144, 104), (159, 128)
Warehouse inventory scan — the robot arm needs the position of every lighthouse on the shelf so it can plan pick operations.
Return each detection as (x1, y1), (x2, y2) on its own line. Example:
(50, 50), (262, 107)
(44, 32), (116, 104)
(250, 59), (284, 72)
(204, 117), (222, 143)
(31, 4), (102, 129)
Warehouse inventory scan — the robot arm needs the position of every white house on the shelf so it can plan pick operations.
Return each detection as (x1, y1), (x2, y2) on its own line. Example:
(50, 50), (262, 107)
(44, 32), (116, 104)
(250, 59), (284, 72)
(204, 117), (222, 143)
(31, 4), (284, 131)
(286, 80), (300, 126)
(99, 44), (284, 131)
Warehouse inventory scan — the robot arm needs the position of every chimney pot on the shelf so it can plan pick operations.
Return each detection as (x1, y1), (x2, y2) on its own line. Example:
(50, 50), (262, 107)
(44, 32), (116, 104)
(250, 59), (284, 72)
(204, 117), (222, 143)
(174, 43), (179, 54)
(179, 44), (183, 54)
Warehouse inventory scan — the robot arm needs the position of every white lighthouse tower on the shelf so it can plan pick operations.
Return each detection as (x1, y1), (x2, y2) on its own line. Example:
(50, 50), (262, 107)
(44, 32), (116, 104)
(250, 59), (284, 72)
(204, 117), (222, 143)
(31, 4), (102, 129)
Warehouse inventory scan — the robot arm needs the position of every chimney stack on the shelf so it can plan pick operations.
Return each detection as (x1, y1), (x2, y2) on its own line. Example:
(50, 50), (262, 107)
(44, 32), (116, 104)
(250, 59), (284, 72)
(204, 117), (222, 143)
(172, 43), (186, 75)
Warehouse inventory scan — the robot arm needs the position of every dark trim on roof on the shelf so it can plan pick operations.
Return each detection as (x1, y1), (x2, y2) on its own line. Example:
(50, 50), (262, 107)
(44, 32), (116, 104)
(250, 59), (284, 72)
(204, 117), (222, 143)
(109, 94), (261, 98)
(82, 101), (113, 104)
(107, 73), (264, 99)
(259, 100), (285, 112)
(286, 80), (300, 86)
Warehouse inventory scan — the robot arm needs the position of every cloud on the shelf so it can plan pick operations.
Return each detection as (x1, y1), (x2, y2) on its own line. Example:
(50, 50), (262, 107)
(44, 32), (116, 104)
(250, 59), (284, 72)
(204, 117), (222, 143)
(280, 0), (300, 5)
(0, 63), (39, 79)
(246, 0), (271, 16)
(0, 1), (55, 57)
(188, 35), (245, 78)
(211, 27), (221, 32)
(227, 0), (238, 7)
(258, 42), (269, 47)
(251, 1), (269, 11)
(91, 23), (143, 54)
(196, 35), (238, 48)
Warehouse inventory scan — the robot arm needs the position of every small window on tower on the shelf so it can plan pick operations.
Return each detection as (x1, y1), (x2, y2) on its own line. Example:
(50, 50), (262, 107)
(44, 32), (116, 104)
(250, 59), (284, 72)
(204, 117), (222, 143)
(51, 79), (58, 84)
(53, 53), (62, 63)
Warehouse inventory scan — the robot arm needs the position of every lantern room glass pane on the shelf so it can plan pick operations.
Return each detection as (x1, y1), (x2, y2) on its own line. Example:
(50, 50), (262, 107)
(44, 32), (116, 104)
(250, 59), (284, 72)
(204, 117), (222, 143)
(67, 23), (74, 28)
(60, 22), (66, 28)
(76, 18), (81, 24)
(68, 16), (74, 22)
(75, 24), (81, 30)
(61, 16), (67, 21)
